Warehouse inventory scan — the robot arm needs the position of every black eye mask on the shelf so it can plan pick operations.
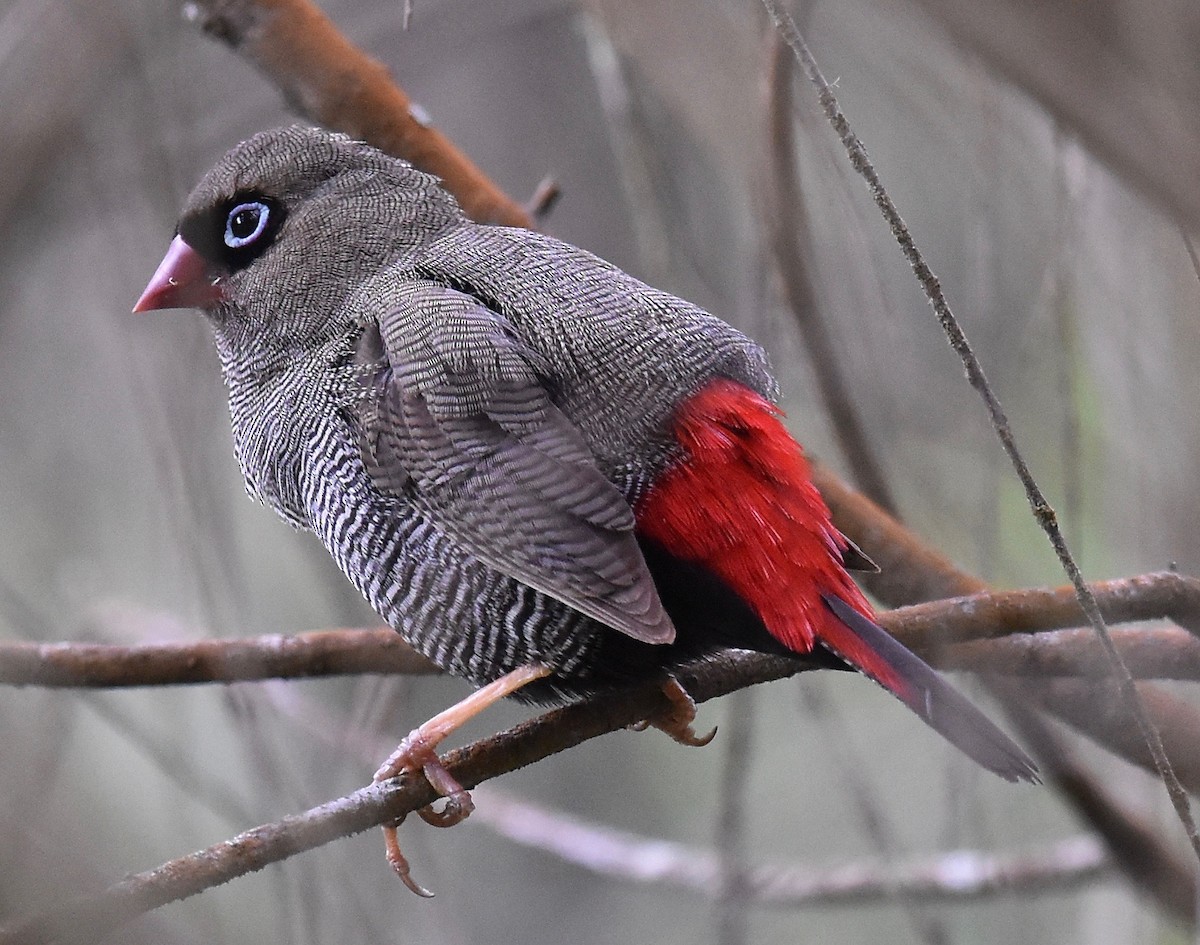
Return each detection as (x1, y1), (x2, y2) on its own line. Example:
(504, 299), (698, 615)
(178, 192), (287, 272)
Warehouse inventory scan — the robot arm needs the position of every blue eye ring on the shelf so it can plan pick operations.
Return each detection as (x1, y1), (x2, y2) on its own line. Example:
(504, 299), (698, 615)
(224, 201), (271, 248)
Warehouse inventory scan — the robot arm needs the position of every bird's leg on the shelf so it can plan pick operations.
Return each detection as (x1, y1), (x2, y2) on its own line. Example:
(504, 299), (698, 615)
(641, 675), (717, 747)
(373, 662), (552, 896)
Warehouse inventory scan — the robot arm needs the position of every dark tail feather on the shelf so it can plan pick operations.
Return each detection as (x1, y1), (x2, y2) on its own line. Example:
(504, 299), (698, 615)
(820, 594), (1039, 784)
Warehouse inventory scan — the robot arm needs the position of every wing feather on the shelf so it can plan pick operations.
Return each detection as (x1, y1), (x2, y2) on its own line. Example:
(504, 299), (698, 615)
(351, 278), (675, 645)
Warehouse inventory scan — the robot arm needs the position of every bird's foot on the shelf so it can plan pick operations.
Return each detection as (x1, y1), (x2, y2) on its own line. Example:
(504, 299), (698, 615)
(374, 727), (473, 897)
(641, 675), (717, 747)
(372, 663), (553, 896)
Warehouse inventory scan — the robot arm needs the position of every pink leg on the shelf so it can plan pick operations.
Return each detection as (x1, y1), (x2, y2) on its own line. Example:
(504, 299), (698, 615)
(373, 663), (552, 896)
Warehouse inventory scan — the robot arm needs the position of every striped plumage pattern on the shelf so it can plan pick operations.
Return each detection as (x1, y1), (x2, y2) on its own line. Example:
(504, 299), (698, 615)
(160, 127), (1036, 781)
(198, 128), (774, 699)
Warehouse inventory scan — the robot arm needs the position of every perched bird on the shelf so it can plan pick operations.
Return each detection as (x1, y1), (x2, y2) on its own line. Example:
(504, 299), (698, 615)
(135, 125), (1037, 893)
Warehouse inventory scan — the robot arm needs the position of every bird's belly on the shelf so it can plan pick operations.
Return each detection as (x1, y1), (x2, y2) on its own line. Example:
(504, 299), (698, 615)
(300, 433), (685, 698)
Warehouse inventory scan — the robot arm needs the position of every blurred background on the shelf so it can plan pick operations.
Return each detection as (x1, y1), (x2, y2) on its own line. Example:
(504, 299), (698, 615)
(1, 0), (1198, 942)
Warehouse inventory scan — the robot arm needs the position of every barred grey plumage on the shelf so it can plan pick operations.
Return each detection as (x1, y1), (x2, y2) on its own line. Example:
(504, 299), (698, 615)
(135, 125), (1037, 786)
(182, 126), (773, 699)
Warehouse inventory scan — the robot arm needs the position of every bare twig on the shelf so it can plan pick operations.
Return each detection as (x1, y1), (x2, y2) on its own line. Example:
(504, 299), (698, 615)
(945, 626), (1200, 680)
(473, 788), (1109, 906)
(766, 32), (898, 514)
(1182, 226), (1200, 288)
(713, 688), (756, 945)
(0, 653), (801, 945)
(887, 571), (1200, 649)
(798, 685), (946, 944)
(3, 573), (1195, 688)
(578, 12), (673, 284)
(525, 176), (562, 222)
(182, 0), (532, 227)
(761, 0), (1200, 863)
(0, 628), (436, 687)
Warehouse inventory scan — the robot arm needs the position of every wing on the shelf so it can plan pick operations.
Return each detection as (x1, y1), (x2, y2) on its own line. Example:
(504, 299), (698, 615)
(351, 277), (676, 646)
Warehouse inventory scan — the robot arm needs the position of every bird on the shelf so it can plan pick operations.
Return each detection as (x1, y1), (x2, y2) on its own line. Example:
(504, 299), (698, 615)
(134, 125), (1037, 894)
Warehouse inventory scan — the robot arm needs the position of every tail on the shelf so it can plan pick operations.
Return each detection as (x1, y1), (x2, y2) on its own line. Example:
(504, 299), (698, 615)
(820, 594), (1039, 783)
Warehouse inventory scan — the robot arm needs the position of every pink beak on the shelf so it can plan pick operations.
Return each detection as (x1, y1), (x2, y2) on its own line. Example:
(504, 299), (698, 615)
(132, 236), (225, 313)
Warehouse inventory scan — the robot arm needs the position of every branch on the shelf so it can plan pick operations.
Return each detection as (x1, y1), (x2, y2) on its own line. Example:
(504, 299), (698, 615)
(471, 788), (1110, 906)
(0, 652), (799, 945)
(2, 572), (1195, 688)
(183, 0), (532, 227)
(945, 626), (1200, 680)
(888, 571), (1200, 648)
(0, 628), (436, 687)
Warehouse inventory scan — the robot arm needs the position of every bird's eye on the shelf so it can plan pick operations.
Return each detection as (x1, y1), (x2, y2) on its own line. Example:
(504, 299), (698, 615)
(224, 201), (270, 248)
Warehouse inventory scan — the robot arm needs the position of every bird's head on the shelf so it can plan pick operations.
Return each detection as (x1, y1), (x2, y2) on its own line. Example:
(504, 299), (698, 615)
(134, 126), (464, 347)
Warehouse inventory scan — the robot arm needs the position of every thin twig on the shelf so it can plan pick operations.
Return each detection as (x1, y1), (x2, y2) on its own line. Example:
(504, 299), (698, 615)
(713, 688), (756, 945)
(0, 628), (435, 686)
(1182, 226), (1200, 287)
(578, 12), (673, 284)
(798, 685), (946, 944)
(761, 0), (1200, 864)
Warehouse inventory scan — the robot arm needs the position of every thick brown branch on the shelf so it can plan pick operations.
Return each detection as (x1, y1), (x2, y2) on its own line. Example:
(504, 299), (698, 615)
(184, 0), (532, 227)
(1020, 680), (1200, 796)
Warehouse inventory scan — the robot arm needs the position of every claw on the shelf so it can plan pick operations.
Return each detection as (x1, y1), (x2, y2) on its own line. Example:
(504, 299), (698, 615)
(371, 663), (552, 895)
(418, 792), (474, 828)
(382, 819), (436, 898)
(415, 753), (475, 827)
(642, 676), (717, 747)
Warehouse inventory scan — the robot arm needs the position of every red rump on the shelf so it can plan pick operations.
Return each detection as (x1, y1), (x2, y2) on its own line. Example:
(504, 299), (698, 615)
(636, 379), (905, 696)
